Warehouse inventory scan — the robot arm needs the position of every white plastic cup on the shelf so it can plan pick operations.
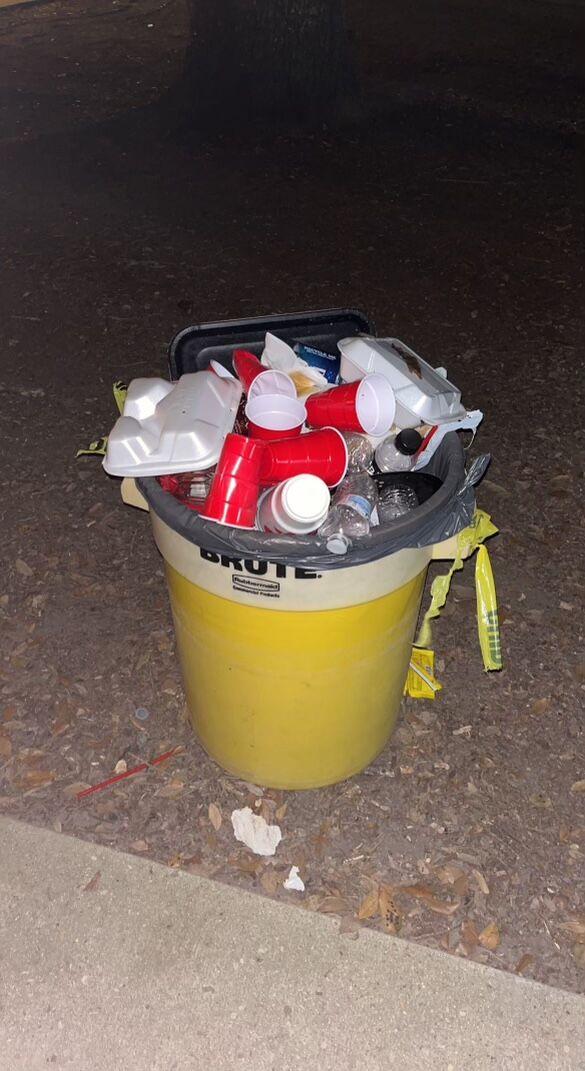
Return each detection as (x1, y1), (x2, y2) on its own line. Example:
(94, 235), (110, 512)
(245, 394), (307, 441)
(355, 374), (396, 436)
(257, 474), (331, 534)
(247, 369), (297, 401)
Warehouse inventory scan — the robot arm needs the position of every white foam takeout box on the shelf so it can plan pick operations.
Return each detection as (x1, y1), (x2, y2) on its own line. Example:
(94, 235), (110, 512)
(338, 335), (466, 428)
(103, 371), (242, 477)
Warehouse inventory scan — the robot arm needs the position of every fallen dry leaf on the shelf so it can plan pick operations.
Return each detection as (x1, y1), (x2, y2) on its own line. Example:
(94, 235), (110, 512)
(114, 759), (127, 775)
(560, 915), (585, 942)
(318, 895), (350, 916)
(130, 839), (149, 852)
(453, 874), (469, 897)
(339, 915), (361, 939)
(63, 781), (91, 799)
(357, 887), (380, 921)
(15, 558), (33, 578)
(182, 851), (203, 872)
(461, 919), (480, 951)
(259, 799), (276, 824)
(530, 698), (551, 716)
(14, 769), (57, 790)
(514, 953), (535, 975)
(229, 853), (263, 877)
(570, 780), (585, 795)
(435, 863), (466, 887)
(18, 748), (46, 767)
(275, 802), (288, 822)
(0, 736), (12, 760)
(208, 802), (222, 831)
(399, 883), (460, 916)
(472, 868), (490, 896)
(83, 870), (101, 893)
(378, 884), (403, 934)
(157, 777), (185, 799)
(301, 893), (323, 912)
(259, 868), (281, 896)
(478, 921), (501, 950)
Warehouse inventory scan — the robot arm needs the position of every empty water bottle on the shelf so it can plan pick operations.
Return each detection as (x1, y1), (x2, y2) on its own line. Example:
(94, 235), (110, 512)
(318, 471), (378, 554)
(344, 433), (374, 474)
(375, 429), (423, 473)
(378, 483), (418, 522)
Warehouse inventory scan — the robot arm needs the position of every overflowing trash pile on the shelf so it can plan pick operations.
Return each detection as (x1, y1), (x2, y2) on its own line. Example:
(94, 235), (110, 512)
(103, 330), (483, 556)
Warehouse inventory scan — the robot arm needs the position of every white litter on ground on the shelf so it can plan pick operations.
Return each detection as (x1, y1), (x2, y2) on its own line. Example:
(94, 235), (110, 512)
(231, 806), (282, 857)
(283, 866), (305, 892)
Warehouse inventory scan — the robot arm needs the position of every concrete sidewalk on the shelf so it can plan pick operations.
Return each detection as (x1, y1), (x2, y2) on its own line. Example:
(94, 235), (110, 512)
(0, 818), (583, 1070)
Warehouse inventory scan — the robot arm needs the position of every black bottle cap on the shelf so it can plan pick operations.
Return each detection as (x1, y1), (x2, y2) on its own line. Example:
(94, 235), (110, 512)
(395, 429), (423, 456)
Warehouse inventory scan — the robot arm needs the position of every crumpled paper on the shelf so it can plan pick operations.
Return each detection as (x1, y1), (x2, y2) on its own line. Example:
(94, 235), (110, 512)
(231, 806), (282, 857)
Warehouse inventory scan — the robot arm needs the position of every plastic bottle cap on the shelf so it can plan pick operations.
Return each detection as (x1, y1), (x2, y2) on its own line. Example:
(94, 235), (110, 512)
(395, 428), (423, 455)
(326, 534), (350, 555)
(282, 474), (330, 523)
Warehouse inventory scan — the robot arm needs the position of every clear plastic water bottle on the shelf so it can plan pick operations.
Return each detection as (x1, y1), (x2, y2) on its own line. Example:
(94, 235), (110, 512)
(378, 483), (418, 522)
(375, 429), (423, 473)
(344, 433), (374, 474)
(318, 472), (378, 554)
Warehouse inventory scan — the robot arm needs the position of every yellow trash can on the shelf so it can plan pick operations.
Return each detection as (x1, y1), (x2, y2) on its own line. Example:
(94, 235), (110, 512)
(127, 434), (475, 790)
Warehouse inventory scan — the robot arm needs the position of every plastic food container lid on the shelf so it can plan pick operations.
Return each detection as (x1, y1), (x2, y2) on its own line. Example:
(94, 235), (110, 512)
(103, 371), (242, 477)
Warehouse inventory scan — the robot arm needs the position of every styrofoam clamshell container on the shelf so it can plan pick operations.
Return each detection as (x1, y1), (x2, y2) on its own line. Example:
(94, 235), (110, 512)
(338, 336), (466, 428)
(103, 371), (242, 477)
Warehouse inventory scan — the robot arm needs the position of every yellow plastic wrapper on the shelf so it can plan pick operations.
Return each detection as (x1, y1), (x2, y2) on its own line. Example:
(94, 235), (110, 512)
(112, 379), (128, 414)
(75, 436), (108, 458)
(404, 647), (442, 699)
(475, 544), (502, 671)
(417, 509), (502, 672)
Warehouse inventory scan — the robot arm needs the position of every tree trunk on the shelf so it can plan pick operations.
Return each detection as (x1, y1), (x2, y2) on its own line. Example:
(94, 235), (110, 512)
(176, 0), (356, 129)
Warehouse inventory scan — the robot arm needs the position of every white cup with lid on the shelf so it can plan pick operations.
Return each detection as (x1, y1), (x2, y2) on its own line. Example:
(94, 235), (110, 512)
(257, 474), (331, 535)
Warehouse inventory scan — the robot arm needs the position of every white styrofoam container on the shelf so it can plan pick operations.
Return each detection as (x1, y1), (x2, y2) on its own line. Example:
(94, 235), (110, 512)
(103, 371), (242, 477)
(338, 336), (466, 428)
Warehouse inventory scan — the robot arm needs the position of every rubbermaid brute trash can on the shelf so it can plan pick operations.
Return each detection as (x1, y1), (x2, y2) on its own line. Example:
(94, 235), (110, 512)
(128, 311), (479, 789)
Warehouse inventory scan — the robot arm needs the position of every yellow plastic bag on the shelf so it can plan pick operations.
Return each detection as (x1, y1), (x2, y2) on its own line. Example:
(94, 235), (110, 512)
(417, 509), (502, 672)
(475, 544), (502, 670)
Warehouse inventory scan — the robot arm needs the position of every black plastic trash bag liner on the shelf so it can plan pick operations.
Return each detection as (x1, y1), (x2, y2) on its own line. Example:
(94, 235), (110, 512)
(137, 435), (488, 572)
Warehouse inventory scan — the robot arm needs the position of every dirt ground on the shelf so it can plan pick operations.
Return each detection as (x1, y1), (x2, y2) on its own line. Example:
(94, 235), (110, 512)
(1, 0), (584, 994)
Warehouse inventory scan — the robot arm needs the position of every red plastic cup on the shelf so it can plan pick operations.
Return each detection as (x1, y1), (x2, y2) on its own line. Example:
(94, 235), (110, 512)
(233, 350), (264, 394)
(245, 394), (306, 441)
(259, 427), (348, 487)
(201, 433), (265, 529)
(305, 374), (396, 436)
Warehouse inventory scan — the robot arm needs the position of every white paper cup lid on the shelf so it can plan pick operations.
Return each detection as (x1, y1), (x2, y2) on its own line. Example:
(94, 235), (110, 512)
(282, 474), (330, 524)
